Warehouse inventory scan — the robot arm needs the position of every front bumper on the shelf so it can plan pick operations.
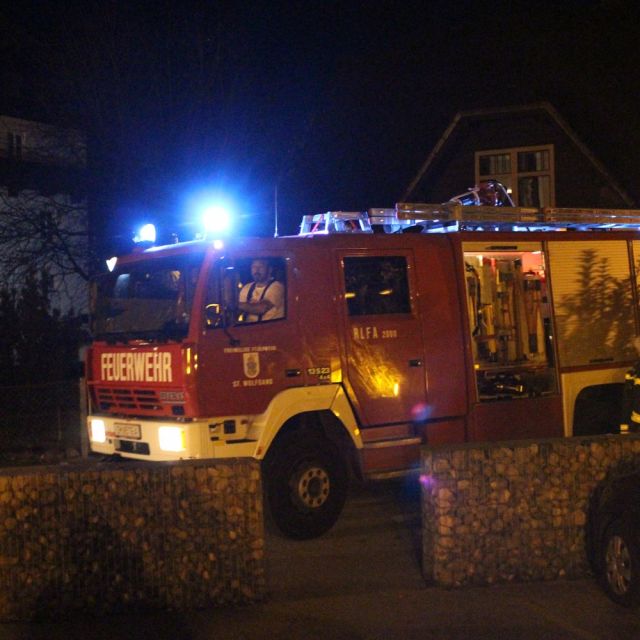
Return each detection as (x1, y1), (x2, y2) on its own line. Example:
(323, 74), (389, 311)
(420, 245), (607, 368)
(87, 414), (258, 461)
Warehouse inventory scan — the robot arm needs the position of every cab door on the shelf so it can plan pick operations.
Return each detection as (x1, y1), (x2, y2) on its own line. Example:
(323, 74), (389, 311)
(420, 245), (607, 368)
(337, 250), (427, 426)
(197, 253), (302, 418)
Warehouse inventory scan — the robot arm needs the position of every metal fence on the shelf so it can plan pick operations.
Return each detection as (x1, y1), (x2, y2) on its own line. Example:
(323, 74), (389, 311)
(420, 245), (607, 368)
(0, 379), (84, 457)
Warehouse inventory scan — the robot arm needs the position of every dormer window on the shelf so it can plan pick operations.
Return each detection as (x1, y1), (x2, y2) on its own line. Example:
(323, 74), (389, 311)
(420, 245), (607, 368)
(476, 145), (555, 207)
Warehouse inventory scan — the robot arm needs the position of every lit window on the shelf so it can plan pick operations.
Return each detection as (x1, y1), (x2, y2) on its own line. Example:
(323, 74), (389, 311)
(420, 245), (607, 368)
(476, 145), (555, 207)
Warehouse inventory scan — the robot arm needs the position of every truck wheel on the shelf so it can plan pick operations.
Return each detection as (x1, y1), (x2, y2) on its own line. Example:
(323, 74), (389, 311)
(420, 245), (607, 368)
(264, 433), (348, 540)
(599, 519), (640, 607)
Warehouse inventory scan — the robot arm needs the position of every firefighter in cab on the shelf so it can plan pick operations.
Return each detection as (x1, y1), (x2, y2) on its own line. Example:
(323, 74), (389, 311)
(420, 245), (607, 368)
(238, 258), (285, 322)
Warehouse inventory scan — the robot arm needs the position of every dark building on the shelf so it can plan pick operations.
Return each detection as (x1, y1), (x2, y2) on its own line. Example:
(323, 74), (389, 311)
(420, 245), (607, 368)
(0, 115), (89, 312)
(403, 103), (634, 209)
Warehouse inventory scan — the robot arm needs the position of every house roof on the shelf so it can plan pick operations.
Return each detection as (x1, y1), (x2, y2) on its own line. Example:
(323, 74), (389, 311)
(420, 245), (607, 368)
(402, 102), (633, 206)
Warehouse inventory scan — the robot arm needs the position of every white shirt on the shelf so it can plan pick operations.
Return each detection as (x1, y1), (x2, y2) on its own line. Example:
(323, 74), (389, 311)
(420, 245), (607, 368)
(239, 279), (285, 322)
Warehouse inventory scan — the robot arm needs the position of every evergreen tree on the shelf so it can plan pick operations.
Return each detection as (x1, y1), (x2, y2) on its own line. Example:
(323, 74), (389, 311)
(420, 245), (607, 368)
(0, 270), (84, 386)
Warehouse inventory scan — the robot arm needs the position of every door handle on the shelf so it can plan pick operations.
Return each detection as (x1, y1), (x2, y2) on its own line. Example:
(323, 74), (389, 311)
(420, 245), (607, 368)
(409, 359), (423, 367)
(285, 369), (302, 377)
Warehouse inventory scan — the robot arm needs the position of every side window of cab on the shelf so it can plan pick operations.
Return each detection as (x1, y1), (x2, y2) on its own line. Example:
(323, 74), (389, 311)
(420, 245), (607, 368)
(206, 257), (287, 326)
(236, 257), (286, 323)
(343, 256), (410, 316)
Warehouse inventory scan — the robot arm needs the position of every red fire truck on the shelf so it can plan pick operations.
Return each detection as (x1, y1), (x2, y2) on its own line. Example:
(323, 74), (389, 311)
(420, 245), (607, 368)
(86, 201), (640, 538)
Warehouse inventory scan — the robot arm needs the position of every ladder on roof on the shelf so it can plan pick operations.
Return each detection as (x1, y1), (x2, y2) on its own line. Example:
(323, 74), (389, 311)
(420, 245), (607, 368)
(298, 204), (640, 235)
(395, 202), (640, 231)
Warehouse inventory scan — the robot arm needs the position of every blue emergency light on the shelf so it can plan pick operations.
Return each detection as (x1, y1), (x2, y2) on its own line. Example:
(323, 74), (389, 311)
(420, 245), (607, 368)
(201, 204), (231, 235)
(133, 223), (157, 244)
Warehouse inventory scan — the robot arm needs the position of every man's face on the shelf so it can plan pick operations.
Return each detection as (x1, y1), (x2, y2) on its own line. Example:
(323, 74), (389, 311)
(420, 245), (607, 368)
(251, 260), (270, 284)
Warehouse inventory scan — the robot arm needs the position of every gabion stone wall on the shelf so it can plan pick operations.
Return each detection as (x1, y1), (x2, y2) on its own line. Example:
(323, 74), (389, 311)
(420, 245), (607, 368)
(0, 458), (265, 620)
(422, 435), (640, 587)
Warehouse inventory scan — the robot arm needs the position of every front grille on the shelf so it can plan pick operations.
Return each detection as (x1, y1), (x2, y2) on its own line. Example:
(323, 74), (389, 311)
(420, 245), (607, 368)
(96, 387), (161, 412)
(116, 440), (150, 455)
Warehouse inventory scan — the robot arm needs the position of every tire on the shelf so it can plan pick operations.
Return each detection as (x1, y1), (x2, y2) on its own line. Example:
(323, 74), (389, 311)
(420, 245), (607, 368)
(264, 432), (349, 540)
(598, 519), (640, 607)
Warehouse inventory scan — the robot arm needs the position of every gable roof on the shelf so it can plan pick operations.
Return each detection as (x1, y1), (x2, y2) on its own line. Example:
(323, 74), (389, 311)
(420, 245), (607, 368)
(402, 102), (633, 206)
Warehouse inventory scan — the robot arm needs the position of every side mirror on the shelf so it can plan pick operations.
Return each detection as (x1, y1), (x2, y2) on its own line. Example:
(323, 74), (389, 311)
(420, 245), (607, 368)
(205, 303), (222, 327)
(205, 303), (237, 328)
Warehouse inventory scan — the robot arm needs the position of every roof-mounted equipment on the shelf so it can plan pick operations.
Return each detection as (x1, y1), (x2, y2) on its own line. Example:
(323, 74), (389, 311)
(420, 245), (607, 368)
(299, 211), (372, 235)
(299, 208), (424, 235)
(395, 202), (640, 232)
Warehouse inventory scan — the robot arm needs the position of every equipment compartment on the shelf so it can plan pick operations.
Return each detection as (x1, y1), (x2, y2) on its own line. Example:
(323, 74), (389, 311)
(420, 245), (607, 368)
(463, 243), (557, 401)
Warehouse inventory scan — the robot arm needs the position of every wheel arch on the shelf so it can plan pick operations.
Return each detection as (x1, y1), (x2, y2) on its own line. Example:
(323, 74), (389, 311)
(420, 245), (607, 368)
(252, 384), (362, 472)
(561, 369), (627, 436)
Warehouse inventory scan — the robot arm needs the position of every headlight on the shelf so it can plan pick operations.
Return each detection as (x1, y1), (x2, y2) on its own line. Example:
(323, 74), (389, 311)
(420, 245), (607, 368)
(89, 419), (106, 444)
(159, 426), (186, 452)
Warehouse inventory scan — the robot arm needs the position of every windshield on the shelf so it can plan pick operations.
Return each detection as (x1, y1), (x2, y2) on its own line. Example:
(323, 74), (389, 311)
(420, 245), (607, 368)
(93, 253), (204, 342)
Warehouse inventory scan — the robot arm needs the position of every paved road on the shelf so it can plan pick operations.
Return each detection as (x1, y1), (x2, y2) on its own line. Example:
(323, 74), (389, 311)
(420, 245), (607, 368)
(2, 476), (639, 639)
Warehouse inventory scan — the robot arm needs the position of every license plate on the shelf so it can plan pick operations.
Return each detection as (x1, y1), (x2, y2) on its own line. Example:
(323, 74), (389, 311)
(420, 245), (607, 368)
(114, 423), (141, 440)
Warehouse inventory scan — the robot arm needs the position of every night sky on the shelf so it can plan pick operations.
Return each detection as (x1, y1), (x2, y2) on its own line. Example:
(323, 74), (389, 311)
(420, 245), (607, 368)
(2, 1), (640, 253)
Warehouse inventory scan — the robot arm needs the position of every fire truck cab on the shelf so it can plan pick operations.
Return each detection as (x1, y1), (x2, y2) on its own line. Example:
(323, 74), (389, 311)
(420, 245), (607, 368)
(86, 202), (640, 538)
